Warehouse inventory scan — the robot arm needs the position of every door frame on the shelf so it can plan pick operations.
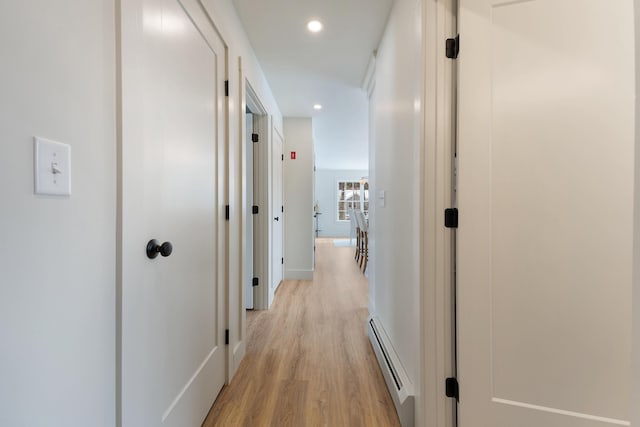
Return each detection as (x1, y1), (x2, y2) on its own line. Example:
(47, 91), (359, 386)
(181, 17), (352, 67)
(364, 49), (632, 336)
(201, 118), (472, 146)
(419, 0), (457, 425)
(632, 8), (640, 425)
(244, 111), (254, 311)
(243, 81), (271, 312)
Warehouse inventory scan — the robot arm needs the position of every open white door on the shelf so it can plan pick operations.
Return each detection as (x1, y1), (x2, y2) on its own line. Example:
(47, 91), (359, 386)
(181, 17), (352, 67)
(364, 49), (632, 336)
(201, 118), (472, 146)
(271, 128), (284, 301)
(119, 0), (226, 425)
(457, 1), (635, 426)
(245, 113), (254, 309)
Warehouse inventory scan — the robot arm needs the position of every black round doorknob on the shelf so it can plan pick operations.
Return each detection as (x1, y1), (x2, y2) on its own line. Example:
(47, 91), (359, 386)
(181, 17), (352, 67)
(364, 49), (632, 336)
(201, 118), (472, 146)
(146, 239), (173, 259)
(274, 217), (280, 221)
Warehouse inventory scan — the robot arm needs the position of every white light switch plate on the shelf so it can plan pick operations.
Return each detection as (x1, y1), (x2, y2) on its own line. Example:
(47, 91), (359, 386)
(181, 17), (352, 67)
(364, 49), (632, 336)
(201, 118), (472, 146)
(34, 137), (71, 196)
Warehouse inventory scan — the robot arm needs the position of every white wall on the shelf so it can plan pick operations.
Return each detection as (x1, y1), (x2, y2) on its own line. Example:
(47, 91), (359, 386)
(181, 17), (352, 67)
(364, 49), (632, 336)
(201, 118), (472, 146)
(0, 1), (116, 426)
(370, 0), (422, 392)
(284, 118), (315, 280)
(313, 87), (370, 170)
(315, 169), (368, 238)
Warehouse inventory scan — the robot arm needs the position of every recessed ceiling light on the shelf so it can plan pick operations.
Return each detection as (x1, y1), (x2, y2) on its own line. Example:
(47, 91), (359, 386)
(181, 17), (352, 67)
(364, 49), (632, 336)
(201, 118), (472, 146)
(307, 20), (323, 33)
(313, 104), (323, 110)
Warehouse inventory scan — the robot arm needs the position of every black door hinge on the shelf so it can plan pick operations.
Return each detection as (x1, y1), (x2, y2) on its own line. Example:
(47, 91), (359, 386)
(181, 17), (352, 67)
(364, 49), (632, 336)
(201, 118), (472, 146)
(224, 80), (229, 97)
(281, 154), (284, 161)
(225, 329), (229, 345)
(252, 277), (259, 287)
(281, 257), (284, 265)
(281, 206), (284, 213)
(445, 377), (459, 400)
(225, 205), (230, 220)
(446, 35), (459, 59)
(444, 208), (458, 228)
(252, 205), (259, 214)
(252, 133), (259, 143)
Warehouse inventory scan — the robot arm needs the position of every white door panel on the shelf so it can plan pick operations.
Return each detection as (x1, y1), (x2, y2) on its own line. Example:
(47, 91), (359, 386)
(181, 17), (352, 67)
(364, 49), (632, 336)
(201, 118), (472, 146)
(457, 0), (634, 426)
(272, 130), (284, 300)
(246, 113), (254, 309)
(120, 0), (226, 425)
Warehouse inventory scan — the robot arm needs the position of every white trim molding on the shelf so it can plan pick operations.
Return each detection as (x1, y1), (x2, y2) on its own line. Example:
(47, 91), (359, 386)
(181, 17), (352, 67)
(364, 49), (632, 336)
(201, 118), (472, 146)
(362, 52), (376, 98)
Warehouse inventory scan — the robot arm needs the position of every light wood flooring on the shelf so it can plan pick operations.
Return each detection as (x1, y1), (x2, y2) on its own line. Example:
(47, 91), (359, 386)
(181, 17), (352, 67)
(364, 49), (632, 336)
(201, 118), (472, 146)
(203, 238), (401, 427)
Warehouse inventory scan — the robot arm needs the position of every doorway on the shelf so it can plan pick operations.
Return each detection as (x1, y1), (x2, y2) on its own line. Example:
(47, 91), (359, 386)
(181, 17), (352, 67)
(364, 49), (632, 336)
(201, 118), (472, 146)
(244, 82), (275, 311)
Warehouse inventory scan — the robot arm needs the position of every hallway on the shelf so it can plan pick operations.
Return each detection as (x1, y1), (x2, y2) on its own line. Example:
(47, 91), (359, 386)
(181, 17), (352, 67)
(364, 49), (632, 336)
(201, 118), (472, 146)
(203, 238), (400, 426)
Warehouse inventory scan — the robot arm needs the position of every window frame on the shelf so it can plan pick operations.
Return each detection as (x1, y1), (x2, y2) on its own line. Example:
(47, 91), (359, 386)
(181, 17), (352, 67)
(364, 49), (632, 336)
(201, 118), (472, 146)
(336, 179), (369, 222)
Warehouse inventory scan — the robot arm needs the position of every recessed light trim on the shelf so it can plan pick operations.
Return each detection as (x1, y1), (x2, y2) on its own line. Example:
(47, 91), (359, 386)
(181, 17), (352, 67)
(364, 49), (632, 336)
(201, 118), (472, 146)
(307, 20), (323, 33)
(313, 104), (323, 110)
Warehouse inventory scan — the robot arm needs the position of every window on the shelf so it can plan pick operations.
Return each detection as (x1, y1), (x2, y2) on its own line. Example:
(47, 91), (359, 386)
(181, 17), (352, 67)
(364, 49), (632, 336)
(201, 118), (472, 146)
(337, 180), (369, 221)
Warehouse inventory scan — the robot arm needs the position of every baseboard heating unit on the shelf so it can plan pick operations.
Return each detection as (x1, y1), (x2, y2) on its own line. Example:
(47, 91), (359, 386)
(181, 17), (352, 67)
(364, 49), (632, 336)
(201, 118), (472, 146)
(367, 316), (415, 426)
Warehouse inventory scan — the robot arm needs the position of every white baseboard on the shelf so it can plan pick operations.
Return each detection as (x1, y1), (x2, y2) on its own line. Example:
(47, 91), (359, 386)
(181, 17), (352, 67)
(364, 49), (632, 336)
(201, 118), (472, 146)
(232, 340), (245, 379)
(367, 316), (415, 426)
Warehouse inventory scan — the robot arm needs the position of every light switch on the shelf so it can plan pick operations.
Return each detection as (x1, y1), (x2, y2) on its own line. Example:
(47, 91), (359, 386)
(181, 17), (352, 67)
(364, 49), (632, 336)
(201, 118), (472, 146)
(34, 137), (71, 196)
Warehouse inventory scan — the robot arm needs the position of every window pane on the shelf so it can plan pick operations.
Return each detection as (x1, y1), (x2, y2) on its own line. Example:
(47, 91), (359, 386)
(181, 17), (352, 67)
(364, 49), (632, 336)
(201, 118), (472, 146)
(364, 202), (369, 211)
(339, 182), (345, 190)
(364, 182), (369, 190)
(339, 211), (346, 221)
(354, 182), (360, 190)
(346, 182), (353, 190)
(364, 190), (369, 201)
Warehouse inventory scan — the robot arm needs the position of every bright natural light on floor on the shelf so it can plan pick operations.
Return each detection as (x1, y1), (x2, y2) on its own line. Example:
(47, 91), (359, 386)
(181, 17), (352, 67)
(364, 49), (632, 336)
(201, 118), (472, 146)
(333, 238), (355, 247)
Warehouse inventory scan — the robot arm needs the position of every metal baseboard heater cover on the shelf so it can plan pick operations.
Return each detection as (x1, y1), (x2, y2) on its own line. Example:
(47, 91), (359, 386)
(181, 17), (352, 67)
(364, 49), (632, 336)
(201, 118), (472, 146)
(367, 316), (415, 426)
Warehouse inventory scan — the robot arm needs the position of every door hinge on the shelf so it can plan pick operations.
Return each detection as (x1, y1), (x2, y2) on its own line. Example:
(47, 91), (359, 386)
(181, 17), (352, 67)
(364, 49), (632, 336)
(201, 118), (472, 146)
(252, 205), (259, 214)
(281, 205), (284, 213)
(225, 329), (229, 345)
(281, 257), (284, 265)
(225, 205), (230, 220)
(281, 154), (284, 161)
(445, 377), (459, 400)
(252, 277), (259, 287)
(444, 208), (458, 228)
(446, 35), (459, 59)
(252, 133), (259, 143)
(224, 80), (229, 97)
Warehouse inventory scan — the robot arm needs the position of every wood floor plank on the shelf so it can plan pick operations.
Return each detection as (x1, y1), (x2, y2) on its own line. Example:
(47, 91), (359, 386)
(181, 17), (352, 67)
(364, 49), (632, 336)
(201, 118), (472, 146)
(270, 379), (309, 427)
(203, 238), (401, 427)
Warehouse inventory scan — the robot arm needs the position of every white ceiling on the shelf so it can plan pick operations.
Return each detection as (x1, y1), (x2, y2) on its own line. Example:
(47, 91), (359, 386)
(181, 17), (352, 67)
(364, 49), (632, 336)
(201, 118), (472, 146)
(232, 0), (394, 170)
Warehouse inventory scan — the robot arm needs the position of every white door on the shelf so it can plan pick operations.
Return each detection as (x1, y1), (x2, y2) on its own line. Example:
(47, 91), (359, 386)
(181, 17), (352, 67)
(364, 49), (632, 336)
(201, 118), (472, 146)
(271, 130), (284, 300)
(245, 113), (254, 309)
(120, 0), (226, 425)
(457, 1), (635, 426)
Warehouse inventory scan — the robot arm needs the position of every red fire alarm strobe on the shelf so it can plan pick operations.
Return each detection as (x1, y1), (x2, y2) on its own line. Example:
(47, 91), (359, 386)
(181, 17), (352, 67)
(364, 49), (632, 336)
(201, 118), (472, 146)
(290, 151), (296, 160)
